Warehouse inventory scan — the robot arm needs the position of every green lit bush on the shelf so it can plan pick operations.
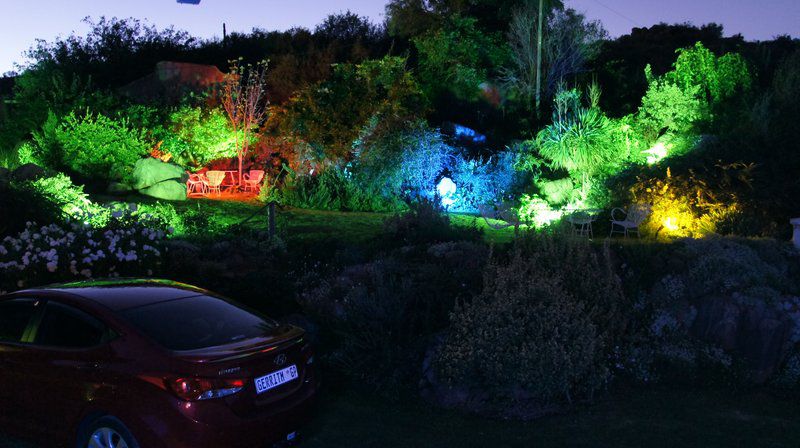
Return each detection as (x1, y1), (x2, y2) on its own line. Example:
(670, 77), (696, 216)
(29, 174), (109, 225)
(56, 111), (149, 183)
(162, 106), (239, 169)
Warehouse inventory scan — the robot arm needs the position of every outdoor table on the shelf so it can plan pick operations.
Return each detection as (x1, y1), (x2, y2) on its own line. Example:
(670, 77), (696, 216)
(220, 170), (240, 189)
(566, 209), (602, 238)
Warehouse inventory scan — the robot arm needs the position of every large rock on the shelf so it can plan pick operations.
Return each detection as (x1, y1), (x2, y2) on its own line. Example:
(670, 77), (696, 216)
(107, 182), (133, 195)
(132, 158), (187, 190)
(139, 180), (187, 201)
(0, 167), (10, 187)
(12, 163), (45, 182)
(691, 295), (794, 383)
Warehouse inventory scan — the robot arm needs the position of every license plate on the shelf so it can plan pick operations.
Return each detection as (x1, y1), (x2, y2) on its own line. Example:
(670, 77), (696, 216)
(254, 365), (298, 394)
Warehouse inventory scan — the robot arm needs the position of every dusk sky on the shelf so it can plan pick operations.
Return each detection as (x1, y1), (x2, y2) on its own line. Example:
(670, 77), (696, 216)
(1, 0), (798, 74)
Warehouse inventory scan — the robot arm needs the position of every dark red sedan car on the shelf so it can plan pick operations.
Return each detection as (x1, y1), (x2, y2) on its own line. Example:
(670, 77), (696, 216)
(0, 279), (318, 448)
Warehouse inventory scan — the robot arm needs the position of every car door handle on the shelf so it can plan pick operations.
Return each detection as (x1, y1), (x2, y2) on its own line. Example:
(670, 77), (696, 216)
(54, 360), (101, 371)
(77, 362), (102, 371)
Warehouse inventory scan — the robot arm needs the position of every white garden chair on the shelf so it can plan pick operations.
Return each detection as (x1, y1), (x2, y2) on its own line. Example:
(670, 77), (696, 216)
(186, 173), (208, 197)
(205, 170), (225, 196)
(478, 203), (522, 234)
(243, 170), (265, 193)
(610, 203), (652, 238)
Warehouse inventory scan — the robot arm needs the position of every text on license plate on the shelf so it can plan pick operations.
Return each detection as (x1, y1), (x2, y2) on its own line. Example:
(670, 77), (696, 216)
(254, 365), (298, 394)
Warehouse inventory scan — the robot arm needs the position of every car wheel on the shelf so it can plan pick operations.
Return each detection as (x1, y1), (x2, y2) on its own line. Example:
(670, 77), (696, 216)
(80, 416), (140, 448)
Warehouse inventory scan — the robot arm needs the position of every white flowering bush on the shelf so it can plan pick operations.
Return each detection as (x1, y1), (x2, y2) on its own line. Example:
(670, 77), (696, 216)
(0, 221), (166, 293)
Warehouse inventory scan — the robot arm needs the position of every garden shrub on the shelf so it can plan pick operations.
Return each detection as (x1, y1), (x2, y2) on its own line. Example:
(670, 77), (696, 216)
(613, 237), (800, 385)
(353, 120), (456, 203)
(433, 250), (607, 416)
(449, 151), (517, 212)
(431, 234), (627, 417)
(26, 111), (63, 170)
(161, 106), (239, 169)
(29, 174), (109, 225)
(56, 111), (149, 183)
(0, 181), (62, 237)
(298, 240), (489, 395)
(382, 199), (482, 246)
(274, 168), (402, 212)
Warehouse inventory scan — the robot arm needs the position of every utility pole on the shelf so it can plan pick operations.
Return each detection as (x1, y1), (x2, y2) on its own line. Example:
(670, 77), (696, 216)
(535, 0), (543, 119)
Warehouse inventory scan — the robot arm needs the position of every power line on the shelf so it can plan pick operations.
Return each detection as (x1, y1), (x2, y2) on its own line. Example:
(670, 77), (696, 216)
(589, 0), (643, 27)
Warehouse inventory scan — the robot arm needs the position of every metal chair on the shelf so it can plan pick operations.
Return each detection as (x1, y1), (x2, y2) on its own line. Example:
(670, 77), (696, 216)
(610, 204), (652, 238)
(205, 171), (226, 196)
(567, 209), (601, 238)
(186, 173), (208, 197)
(243, 170), (265, 193)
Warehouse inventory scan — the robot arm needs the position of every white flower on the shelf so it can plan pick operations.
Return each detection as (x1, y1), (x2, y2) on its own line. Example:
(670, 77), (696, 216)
(46, 261), (57, 273)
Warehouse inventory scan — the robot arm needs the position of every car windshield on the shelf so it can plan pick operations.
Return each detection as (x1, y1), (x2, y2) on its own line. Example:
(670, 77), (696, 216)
(119, 295), (278, 351)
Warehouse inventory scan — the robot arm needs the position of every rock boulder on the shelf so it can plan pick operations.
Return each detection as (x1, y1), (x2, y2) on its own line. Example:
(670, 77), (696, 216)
(132, 158), (187, 190)
(12, 163), (45, 182)
(139, 179), (187, 201)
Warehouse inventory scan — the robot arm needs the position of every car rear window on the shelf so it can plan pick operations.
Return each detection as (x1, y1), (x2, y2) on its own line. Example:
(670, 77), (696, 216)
(119, 295), (278, 351)
(35, 302), (109, 348)
(0, 299), (39, 343)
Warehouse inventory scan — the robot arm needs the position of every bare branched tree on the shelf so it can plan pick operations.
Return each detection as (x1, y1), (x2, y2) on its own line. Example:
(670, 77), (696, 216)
(221, 59), (270, 186)
(503, 3), (605, 117)
(543, 9), (606, 96)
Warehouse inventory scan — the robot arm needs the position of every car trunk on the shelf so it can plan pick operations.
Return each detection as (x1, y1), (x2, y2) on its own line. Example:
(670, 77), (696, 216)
(175, 324), (311, 417)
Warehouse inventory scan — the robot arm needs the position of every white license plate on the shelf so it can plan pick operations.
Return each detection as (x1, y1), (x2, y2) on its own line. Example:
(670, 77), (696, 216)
(254, 365), (298, 394)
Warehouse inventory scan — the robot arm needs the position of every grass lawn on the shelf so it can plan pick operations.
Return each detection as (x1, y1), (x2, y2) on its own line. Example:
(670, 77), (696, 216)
(167, 197), (519, 245)
(3, 387), (798, 447)
(300, 387), (800, 448)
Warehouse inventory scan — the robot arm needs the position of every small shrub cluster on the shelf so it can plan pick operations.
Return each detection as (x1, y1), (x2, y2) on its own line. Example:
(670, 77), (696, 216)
(613, 237), (800, 385)
(55, 112), (149, 183)
(272, 168), (403, 212)
(382, 199), (482, 246)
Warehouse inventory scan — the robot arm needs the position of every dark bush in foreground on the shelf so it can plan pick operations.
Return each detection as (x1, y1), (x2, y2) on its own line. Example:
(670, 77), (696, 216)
(382, 199), (482, 246)
(429, 235), (625, 418)
(298, 241), (489, 396)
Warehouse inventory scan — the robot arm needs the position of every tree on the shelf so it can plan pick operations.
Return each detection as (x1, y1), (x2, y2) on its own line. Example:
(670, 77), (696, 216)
(414, 15), (508, 101)
(282, 56), (427, 161)
(385, 0), (525, 38)
(221, 59), (270, 186)
(504, 3), (605, 117)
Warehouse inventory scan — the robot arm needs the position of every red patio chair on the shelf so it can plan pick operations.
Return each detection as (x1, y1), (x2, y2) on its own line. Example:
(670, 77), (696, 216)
(243, 170), (265, 193)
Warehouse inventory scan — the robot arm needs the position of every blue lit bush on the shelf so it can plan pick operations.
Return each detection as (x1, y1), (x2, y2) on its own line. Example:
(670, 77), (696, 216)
(449, 151), (517, 213)
(352, 120), (456, 203)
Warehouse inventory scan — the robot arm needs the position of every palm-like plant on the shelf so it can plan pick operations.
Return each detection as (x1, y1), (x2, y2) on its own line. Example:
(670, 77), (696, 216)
(536, 86), (615, 199)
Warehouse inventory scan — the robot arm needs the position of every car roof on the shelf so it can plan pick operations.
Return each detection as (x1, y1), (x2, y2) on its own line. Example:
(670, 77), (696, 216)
(13, 278), (208, 311)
